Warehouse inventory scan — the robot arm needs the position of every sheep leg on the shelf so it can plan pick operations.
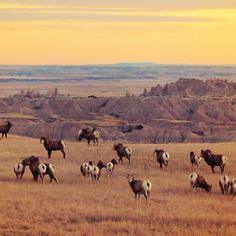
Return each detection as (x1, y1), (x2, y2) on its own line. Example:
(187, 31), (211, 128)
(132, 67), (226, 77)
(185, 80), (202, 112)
(20, 169), (25, 179)
(87, 139), (91, 146)
(39, 174), (44, 183)
(220, 165), (224, 174)
(61, 150), (66, 159)
(144, 193), (148, 205)
(135, 194), (137, 202)
(93, 139), (95, 146)
(50, 175), (58, 184)
(128, 156), (131, 164)
(48, 150), (52, 159)
(211, 166), (215, 173)
(1, 133), (4, 139)
(5, 133), (7, 139)
(96, 138), (98, 146)
(160, 163), (163, 168)
(119, 157), (123, 164)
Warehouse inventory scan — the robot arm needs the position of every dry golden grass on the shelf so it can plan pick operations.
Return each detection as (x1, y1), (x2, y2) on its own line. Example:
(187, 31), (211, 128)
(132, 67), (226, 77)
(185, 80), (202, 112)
(0, 136), (236, 235)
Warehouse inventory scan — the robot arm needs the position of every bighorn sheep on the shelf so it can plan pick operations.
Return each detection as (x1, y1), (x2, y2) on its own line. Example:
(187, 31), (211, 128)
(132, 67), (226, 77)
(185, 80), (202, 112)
(153, 149), (170, 168)
(229, 179), (236, 196)
(189, 172), (212, 192)
(106, 158), (118, 175)
(219, 175), (230, 194)
(77, 127), (100, 145)
(113, 143), (132, 164)
(127, 173), (152, 204)
(38, 163), (58, 183)
(0, 121), (12, 139)
(201, 149), (227, 174)
(91, 160), (106, 181)
(80, 161), (93, 177)
(14, 161), (27, 180)
(190, 151), (201, 168)
(40, 137), (66, 159)
(23, 156), (43, 182)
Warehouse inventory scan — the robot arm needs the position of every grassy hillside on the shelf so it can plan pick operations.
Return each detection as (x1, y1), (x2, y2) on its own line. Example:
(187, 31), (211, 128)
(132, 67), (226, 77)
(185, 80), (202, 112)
(0, 136), (236, 235)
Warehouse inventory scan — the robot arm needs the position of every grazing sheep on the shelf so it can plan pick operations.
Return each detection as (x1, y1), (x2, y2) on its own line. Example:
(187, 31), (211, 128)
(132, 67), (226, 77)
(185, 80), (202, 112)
(189, 172), (212, 192)
(127, 173), (152, 204)
(153, 149), (170, 168)
(91, 160), (106, 181)
(38, 163), (58, 183)
(23, 156), (43, 182)
(229, 179), (236, 196)
(40, 136), (66, 159)
(219, 175), (230, 194)
(77, 127), (100, 145)
(13, 161), (27, 180)
(190, 151), (201, 168)
(106, 158), (118, 175)
(113, 143), (132, 164)
(201, 149), (227, 174)
(0, 121), (12, 139)
(80, 161), (93, 177)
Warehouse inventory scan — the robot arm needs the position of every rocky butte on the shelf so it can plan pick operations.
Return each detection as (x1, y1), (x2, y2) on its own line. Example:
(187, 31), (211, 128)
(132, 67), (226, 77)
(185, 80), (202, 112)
(0, 78), (235, 143)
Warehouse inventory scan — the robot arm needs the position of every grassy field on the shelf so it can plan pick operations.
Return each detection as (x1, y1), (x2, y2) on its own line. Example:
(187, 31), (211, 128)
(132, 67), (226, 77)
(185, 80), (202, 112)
(0, 136), (236, 235)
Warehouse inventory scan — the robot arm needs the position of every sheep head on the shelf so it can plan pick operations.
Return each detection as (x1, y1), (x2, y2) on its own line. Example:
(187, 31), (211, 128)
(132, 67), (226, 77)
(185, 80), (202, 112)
(40, 137), (47, 144)
(126, 173), (135, 183)
(5, 121), (12, 127)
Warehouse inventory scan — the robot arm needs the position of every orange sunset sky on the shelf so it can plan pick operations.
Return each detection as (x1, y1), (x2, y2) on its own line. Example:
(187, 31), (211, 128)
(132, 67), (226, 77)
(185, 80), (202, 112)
(0, 0), (236, 65)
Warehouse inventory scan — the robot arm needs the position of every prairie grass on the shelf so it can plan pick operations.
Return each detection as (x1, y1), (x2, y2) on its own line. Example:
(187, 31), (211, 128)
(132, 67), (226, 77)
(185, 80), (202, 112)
(0, 136), (235, 235)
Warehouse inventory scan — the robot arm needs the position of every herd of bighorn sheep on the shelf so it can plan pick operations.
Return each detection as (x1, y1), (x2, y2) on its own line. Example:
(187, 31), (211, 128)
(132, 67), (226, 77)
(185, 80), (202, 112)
(1, 120), (235, 205)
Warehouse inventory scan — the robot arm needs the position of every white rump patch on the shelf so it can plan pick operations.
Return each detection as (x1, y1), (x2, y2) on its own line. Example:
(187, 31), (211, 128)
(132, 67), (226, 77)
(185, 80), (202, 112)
(189, 172), (198, 187)
(219, 175), (229, 186)
(86, 165), (93, 175)
(142, 180), (152, 192)
(14, 163), (23, 173)
(125, 147), (132, 155)
(162, 152), (170, 163)
(91, 166), (99, 175)
(38, 164), (47, 174)
(222, 156), (227, 165)
(93, 130), (100, 139)
(78, 129), (82, 137)
(106, 162), (114, 173)
(61, 140), (66, 149)
(49, 163), (55, 173)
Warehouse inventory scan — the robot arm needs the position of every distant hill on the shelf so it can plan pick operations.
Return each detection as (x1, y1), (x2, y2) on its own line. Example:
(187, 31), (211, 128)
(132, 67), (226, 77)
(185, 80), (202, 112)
(0, 78), (236, 143)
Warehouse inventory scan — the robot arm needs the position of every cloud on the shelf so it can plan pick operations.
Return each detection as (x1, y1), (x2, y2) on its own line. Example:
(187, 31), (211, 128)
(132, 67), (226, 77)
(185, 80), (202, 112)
(0, 6), (218, 23)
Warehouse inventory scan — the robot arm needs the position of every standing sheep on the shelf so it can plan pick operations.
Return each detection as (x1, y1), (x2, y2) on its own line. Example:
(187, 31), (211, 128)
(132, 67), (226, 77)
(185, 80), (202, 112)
(127, 173), (152, 204)
(190, 151), (201, 168)
(201, 149), (227, 174)
(0, 121), (12, 139)
(80, 161), (93, 177)
(38, 163), (58, 183)
(189, 172), (212, 192)
(77, 127), (100, 145)
(91, 160), (106, 181)
(23, 156), (43, 182)
(153, 149), (170, 168)
(219, 175), (230, 194)
(229, 179), (236, 196)
(113, 143), (132, 164)
(13, 161), (27, 180)
(40, 136), (66, 159)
